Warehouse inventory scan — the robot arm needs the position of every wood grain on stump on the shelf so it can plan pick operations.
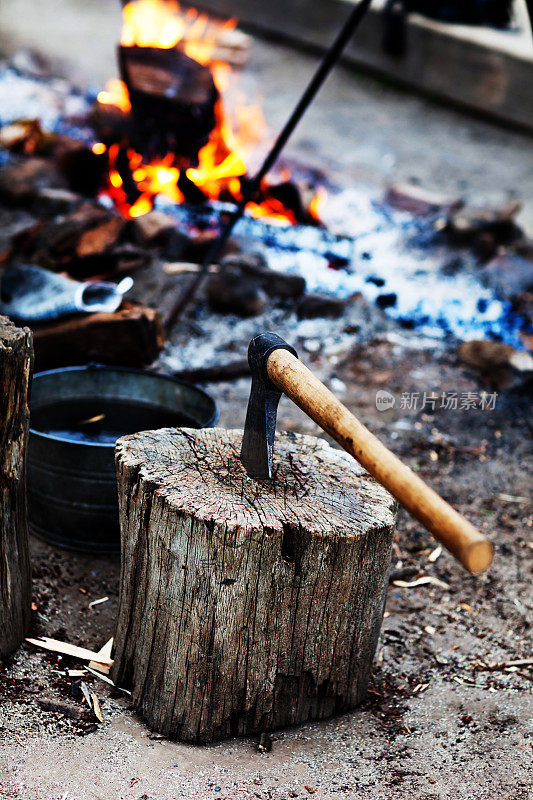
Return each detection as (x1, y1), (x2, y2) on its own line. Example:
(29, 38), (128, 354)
(114, 427), (395, 742)
(0, 316), (33, 657)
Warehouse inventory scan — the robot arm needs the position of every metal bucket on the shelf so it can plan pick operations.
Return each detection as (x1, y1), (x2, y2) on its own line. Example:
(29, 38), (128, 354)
(28, 364), (218, 552)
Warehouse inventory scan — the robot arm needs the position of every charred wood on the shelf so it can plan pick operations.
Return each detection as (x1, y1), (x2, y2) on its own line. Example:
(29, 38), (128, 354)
(119, 45), (219, 161)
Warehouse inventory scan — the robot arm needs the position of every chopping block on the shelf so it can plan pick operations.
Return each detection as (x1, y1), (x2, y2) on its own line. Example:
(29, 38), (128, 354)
(113, 427), (395, 743)
(113, 332), (492, 743)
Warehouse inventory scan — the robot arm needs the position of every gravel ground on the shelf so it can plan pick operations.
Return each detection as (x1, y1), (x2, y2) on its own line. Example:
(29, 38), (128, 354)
(0, 4), (532, 798)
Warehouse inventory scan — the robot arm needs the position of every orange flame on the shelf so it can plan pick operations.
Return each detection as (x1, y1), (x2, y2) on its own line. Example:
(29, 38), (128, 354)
(96, 0), (321, 225)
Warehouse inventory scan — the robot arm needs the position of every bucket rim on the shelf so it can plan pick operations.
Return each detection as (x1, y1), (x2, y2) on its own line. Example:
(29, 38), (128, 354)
(29, 362), (219, 448)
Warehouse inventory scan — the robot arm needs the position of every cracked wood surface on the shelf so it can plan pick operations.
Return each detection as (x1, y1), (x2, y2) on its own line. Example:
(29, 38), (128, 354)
(113, 427), (396, 742)
(0, 316), (32, 657)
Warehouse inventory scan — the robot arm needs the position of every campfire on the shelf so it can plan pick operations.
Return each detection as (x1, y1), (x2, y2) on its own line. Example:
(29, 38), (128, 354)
(92, 0), (323, 225)
(0, 0), (530, 351)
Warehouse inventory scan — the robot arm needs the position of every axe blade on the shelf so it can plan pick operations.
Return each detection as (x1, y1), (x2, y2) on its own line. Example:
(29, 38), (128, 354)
(240, 332), (298, 480)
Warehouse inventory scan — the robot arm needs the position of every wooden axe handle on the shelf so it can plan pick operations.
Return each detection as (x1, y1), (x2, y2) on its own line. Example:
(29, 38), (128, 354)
(267, 349), (493, 574)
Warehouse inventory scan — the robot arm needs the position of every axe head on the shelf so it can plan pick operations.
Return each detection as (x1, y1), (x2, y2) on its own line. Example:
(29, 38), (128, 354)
(240, 332), (298, 480)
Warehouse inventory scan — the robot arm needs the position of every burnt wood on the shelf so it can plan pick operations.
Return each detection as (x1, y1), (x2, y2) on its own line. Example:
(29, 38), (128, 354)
(119, 45), (219, 161)
(113, 427), (395, 742)
(0, 316), (32, 657)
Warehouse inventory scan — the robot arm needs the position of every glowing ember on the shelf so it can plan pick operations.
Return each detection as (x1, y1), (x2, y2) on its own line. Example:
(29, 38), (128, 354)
(97, 78), (131, 113)
(96, 0), (323, 224)
(308, 186), (328, 223)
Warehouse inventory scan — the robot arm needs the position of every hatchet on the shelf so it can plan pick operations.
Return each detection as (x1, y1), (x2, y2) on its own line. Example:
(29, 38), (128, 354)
(240, 332), (493, 574)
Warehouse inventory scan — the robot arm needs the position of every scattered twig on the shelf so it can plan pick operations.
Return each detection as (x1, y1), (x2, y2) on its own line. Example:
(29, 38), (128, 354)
(472, 657), (533, 672)
(412, 683), (430, 694)
(88, 596), (109, 609)
(452, 676), (477, 687)
(163, 261), (218, 276)
(497, 493), (529, 503)
(392, 576), (450, 590)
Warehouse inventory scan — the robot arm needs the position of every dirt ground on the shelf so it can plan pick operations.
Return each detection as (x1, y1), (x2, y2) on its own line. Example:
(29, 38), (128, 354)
(1, 4), (533, 799)
(1, 325), (532, 800)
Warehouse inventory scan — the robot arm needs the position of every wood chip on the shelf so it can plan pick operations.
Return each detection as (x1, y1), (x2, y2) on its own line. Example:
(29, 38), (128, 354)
(88, 637), (114, 674)
(452, 676), (476, 686)
(80, 681), (92, 707)
(392, 576), (450, 590)
(428, 546), (442, 562)
(26, 636), (114, 667)
(90, 692), (104, 722)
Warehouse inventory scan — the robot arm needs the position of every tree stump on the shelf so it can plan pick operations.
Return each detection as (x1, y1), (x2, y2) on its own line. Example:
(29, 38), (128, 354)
(113, 427), (395, 742)
(0, 317), (33, 657)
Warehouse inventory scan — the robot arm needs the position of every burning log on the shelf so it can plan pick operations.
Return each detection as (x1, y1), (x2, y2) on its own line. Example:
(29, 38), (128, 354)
(32, 301), (164, 371)
(113, 427), (395, 742)
(119, 45), (219, 160)
(0, 316), (32, 657)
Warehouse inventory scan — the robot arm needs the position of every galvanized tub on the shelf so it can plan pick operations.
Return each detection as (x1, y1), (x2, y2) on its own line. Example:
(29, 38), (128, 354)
(28, 364), (218, 552)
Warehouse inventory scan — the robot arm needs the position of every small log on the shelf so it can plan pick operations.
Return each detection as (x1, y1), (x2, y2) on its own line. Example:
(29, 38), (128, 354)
(20, 202), (126, 265)
(0, 157), (67, 206)
(0, 316), (32, 657)
(172, 357), (249, 384)
(119, 45), (219, 161)
(32, 301), (164, 371)
(113, 427), (395, 742)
